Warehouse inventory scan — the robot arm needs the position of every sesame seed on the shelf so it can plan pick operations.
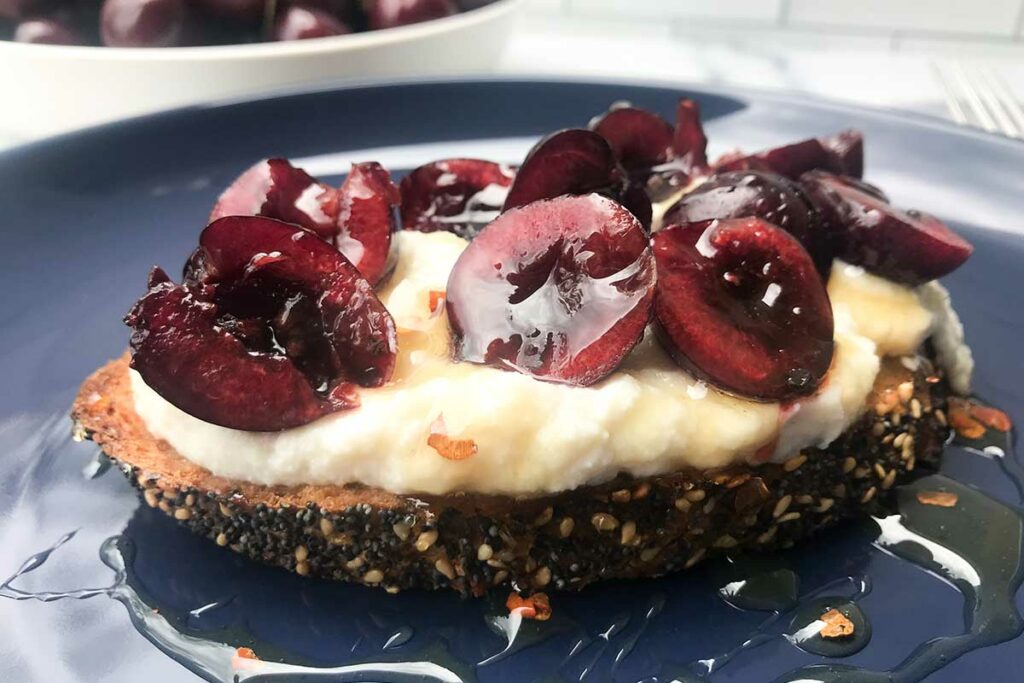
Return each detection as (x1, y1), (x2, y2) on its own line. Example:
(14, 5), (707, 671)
(882, 470), (897, 490)
(773, 495), (793, 519)
(874, 463), (888, 480)
(907, 455), (916, 471)
(185, 494), (195, 507)
(902, 436), (915, 460)
(816, 498), (835, 513)
(592, 513), (619, 532)
(415, 530), (438, 552)
(893, 433), (907, 448)
(493, 570), (509, 585)
(294, 545), (309, 562)
(633, 483), (651, 499)
(892, 412), (902, 426)
(559, 517), (575, 538)
(296, 561), (310, 577)
(853, 466), (870, 479)
(174, 508), (191, 521)
(910, 398), (922, 419)
(611, 489), (631, 503)
(143, 489), (159, 508)
(392, 522), (411, 541)
(872, 422), (886, 437)
(534, 566), (552, 587)
(486, 558), (506, 569)
(219, 503), (233, 517)
(714, 535), (738, 549)
(674, 498), (692, 512)
(346, 557), (364, 570)
(434, 558), (456, 580)
(319, 518), (334, 536)
(363, 569), (384, 584)
(477, 544), (494, 561)
(842, 457), (857, 474)
(897, 381), (914, 403)
(757, 527), (778, 544)
(796, 495), (813, 505)
(534, 507), (554, 526)
(215, 533), (228, 547)
(702, 499), (716, 514)
(727, 473), (752, 489)
(158, 500), (172, 513)
(684, 548), (707, 568)
(861, 486), (877, 503)
(621, 521), (637, 545)
(685, 489), (706, 502)
(935, 409), (948, 426)
(385, 586), (400, 594)
(640, 547), (660, 562)
(777, 512), (801, 523)
(783, 454), (807, 472)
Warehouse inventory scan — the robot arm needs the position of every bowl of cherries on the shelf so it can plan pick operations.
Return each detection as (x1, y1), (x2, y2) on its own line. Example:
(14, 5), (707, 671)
(0, 0), (520, 142)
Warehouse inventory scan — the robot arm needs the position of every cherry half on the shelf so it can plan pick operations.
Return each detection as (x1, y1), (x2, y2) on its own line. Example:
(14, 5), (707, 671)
(715, 129), (864, 180)
(210, 158), (340, 239)
(502, 129), (652, 230)
(653, 218), (834, 400)
(210, 158), (398, 284)
(663, 170), (834, 275)
(399, 158), (514, 239)
(590, 104), (674, 174)
(364, 0), (455, 30)
(446, 194), (655, 386)
(800, 170), (972, 285)
(129, 216), (397, 431)
(335, 161), (400, 285)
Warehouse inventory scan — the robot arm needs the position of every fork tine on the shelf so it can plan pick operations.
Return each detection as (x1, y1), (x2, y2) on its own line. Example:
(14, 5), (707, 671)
(932, 62), (969, 125)
(971, 67), (1021, 138)
(950, 63), (999, 133)
(977, 68), (1024, 139)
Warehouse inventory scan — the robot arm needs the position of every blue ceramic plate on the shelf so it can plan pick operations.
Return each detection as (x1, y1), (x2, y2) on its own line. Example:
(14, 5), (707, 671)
(0, 79), (1022, 683)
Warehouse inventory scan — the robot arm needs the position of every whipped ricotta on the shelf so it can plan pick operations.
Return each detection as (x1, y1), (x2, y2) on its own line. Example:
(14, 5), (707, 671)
(130, 231), (971, 496)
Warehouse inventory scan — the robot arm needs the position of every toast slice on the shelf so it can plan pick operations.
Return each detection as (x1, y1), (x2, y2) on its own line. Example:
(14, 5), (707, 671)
(72, 353), (949, 596)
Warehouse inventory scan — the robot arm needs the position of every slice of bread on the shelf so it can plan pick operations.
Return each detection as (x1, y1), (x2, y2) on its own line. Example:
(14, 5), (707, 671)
(72, 353), (949, 596)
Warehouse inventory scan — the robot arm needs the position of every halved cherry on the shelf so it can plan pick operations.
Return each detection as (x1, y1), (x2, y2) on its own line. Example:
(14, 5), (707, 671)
(672, 98), (709, 171)
(335, 162), (400, 284)
(131, 216), (397, 431)
(653, 218), (834, 400)
(209, 158), (340, 240)
(663, 170), (834, 275)
(800, 171), (972, 284)
(502, 129), (652, 229)
(589, 104), (674, 173)
(447, 194), (655, 386)
(714, 130), (864, 180)
(399, 158), (514, 239)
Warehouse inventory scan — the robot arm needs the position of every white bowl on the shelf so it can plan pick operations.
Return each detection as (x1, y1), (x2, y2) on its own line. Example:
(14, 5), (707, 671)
(0, 0), (522, 144)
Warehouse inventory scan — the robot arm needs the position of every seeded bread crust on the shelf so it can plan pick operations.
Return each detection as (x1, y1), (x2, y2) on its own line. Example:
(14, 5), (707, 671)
(72, 353), (949, 596)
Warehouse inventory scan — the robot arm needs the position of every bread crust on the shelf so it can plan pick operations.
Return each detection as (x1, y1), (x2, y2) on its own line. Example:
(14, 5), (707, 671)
(72, 354), (949, 595)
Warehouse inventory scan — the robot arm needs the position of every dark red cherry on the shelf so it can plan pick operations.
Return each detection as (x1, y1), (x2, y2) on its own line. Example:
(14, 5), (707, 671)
(100, 0), (186, 47)
(209, 158), (340, 240)
(672, 98), (709, 171)
(14, 14), (83, 43)
(502, 129), (653, 230)
(800, 171), (972, 284)
(128, 216), (398, 430)
(194, 0), (264, 22)
(715, 130), (864, 180)
(663, 170), (834, 275)
(363, 0), (455, 30)
(126, 270), (341, 431)
(399, 158), (514, 239)
(335, 162), (400, 285)
(273, 5), (351, 40)
(446, 194), (655, 386)
(589, 105), (674, 174)
(653, 218), (834, 400)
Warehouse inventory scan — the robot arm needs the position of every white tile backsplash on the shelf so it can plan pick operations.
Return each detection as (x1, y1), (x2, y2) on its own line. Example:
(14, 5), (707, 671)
(787, 0), (1022, 37)
(545, 0), (1024, 46)
(567, 0), (783, 23)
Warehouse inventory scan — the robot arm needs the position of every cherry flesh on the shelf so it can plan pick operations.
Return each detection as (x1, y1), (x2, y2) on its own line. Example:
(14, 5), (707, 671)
(653, 217), (834, 400)
(663, 170), (834, 275)
(446, 194), (655, 386)
(399, 158), (514, 239)
(800, 170), (972, 284)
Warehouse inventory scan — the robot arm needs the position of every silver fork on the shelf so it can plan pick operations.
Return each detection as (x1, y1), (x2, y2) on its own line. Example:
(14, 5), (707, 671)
(932, 61), (1024, 139)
